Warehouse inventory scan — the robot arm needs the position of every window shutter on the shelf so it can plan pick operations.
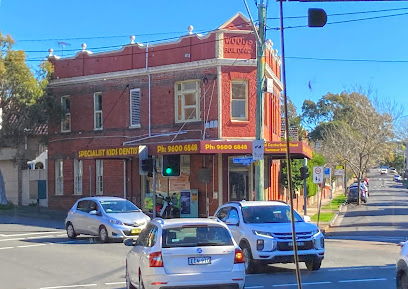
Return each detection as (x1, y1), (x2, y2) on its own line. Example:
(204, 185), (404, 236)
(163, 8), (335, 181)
(130, 89), (141, 126)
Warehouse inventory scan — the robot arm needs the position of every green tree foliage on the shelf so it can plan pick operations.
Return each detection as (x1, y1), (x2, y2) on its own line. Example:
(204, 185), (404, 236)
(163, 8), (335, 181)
(306, 152), (325, 198)
(0, 32), (54, 147)
(302, 91), (393, 189)
(280, 159), (303, 191)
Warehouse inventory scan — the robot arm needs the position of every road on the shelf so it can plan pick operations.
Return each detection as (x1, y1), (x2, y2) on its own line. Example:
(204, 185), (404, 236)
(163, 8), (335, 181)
(0, 170), (406, 289)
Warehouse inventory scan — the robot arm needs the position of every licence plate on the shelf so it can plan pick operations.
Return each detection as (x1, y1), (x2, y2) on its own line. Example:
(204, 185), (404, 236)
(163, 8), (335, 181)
(288, 242), (305, 247)
(131, 228), (141, 235)
(188, 257), (211, 265)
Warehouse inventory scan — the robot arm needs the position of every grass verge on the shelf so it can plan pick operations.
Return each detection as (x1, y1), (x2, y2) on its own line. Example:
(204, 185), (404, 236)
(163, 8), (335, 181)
(311, 193), (347, 223)
(0, 202), (15, 210)
(311, 212), (335, 222)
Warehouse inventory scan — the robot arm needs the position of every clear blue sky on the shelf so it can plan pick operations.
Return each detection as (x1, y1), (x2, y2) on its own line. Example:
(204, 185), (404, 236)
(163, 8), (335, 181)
(1, 0), (407, 116)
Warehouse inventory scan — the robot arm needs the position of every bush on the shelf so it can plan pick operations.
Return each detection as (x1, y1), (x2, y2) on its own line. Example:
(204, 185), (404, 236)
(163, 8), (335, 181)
(0, 202), (14, 210)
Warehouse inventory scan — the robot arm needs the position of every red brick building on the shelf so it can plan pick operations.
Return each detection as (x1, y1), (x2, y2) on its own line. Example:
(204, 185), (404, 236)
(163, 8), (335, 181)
(47, 13), (311, 216)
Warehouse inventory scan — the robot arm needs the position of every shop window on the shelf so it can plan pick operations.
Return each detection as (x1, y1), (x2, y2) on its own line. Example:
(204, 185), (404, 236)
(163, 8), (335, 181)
(55, 159), (63, 195)
(74, 159), (83, 195)
(231, 80), (248, 121)
(96, 159), (103, 195)
(94, 92), (103, 130)
(61, 96), (71, 132)
(175, 80), (200, 123)
(228, 157), (251, 201)
(130, 88), (141, 127)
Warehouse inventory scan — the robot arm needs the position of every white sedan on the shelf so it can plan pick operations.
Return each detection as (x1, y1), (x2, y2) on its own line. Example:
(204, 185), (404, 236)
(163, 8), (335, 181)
(125, 218), (245, 289)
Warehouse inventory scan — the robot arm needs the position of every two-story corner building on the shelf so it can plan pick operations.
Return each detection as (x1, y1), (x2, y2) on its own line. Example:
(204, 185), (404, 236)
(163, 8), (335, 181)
(46, 13), (312, 216)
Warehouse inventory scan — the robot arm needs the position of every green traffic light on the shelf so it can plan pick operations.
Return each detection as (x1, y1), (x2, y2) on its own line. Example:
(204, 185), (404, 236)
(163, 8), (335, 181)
(165, 167), (173, 175)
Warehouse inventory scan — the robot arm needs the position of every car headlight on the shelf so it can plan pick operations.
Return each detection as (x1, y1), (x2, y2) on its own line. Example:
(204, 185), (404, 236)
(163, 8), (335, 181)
(312, 229), (320, 236)
(109, 219), (123, 225)
(253, 230), (273, 238)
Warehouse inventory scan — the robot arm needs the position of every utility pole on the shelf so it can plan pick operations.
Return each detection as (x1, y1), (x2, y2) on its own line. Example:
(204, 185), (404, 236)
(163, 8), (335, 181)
(303, 158), (308, 215)
(254, 1), (266, 201)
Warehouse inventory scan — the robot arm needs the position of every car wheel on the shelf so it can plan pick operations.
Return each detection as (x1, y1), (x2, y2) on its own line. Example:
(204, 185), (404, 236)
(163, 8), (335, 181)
(241, 243), (258, 274)
(126, 266), (136, 289)
(398, 271), (408, 289)
(305, 258), (322, 271)
(66, 222), (77, 239)
(99, 225), (109, 243)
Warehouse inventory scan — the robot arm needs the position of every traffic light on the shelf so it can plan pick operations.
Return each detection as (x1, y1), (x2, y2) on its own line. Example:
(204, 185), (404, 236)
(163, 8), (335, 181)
(308, 8), (327, 28)
(141, 157), (154, 174)
(162, 155), (180, 177)
(300, 166), (309, 180)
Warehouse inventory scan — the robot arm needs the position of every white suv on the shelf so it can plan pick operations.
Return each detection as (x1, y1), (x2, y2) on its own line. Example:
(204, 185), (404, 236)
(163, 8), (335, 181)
(214, 201), (325, 273)
(124, 218), (245, 289)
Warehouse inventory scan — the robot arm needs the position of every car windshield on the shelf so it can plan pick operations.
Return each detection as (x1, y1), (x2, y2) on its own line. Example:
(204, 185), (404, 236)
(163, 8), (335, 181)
(99, 200), (140, 213)
(162, 225), (233, 248)
(241, 205), (303, 223)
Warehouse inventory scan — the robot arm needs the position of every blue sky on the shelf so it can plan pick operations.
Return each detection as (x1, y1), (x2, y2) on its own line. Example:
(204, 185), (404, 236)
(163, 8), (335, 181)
(1, 0), (407, 116)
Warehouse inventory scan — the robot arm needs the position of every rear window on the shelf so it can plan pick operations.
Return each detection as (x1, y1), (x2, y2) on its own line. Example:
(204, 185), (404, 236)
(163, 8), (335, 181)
(162, 225), (233, 248)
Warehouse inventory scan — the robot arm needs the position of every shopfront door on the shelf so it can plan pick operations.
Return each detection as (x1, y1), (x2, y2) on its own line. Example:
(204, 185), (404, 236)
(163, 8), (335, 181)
(228, 157), (252, 201)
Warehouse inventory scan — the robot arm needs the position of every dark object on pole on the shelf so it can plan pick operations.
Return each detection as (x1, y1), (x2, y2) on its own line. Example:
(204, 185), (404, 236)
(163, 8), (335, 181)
(300, 166), (309, 180)
(308, 8), (327, 27)
(0, 169), (7, 205)
(162, 155), (181, 177)
(142, 157), (154, 174)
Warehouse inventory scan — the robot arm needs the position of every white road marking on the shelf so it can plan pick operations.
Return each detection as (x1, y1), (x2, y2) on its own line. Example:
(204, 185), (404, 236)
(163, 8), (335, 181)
(245, 286), (264, 289)
(329, 266), (394, 271)
(0, 246), (14, 250)
(39, 284), (97, 289)
(0, 233), (66, 242)
(339, 278), (388, 283)
(104, 282), (126, 285)
(18, 244), (47, 248)
(274, 282), (332, 286)
(1, 231), (63, 237)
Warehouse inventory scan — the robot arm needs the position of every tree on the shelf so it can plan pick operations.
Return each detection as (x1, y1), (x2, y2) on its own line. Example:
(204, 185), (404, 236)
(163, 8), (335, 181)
(0, 31), (53, 147)
(0, 32), (54, 205)
(302, 91), (393, 204)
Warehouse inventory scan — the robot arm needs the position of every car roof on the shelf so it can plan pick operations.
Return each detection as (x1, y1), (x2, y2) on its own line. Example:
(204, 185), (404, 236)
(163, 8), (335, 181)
(76, 196), (128, 202)
(151, 218), (225, 228)
(224, 201), (287, 207)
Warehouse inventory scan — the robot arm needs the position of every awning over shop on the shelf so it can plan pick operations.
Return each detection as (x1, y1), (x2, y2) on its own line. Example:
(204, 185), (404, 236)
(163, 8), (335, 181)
(148, 140), (312, 159)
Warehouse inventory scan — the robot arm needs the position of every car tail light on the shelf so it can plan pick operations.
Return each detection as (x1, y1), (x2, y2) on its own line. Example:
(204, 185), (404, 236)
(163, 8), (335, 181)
(234, 248), (244, 264)
(149, 251), (163, 267)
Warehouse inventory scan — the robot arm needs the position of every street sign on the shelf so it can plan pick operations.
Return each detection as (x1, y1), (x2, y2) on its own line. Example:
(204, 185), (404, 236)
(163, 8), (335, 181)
(313, 166), (324, 184)
(233, 157), (253, 165)
(334, 169), (345, 176)
(252, 140), (264, 161)
(324, 167), (331, 177)
(265, 78), (274, 93)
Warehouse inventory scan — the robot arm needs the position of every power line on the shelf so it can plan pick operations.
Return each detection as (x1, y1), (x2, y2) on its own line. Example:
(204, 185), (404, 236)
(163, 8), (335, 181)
(286, 56), (408, 63)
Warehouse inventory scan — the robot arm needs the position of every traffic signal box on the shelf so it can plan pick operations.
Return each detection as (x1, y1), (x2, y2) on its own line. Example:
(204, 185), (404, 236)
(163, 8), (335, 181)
(162, 155), (181, 177)
(141, 157), (154, 175)
(300, 166), (309, 180)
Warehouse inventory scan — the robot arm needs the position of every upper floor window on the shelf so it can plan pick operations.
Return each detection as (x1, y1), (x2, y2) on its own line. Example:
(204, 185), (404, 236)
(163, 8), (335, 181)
(231, 80), (248, 121)
(61, 96), (71, 132)
(94, 92), (103, 130)
(55, 159), (63, 195)
(130, 88), (141, 127)
(74, 159), (83, 195)
(175, 80), (200, 123)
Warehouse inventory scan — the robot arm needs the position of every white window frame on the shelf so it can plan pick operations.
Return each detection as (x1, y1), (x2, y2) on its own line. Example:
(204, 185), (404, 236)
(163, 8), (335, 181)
(175, 80), (201, 123)
(231, 80), (248, 121)
(96, 159), (103, 195)
(74, 159), (83, 195)
(130, 88), (141, 128)
(61, 96), (71, 132)
(55, 159), (64, 195)
(94, 92), (103, 130)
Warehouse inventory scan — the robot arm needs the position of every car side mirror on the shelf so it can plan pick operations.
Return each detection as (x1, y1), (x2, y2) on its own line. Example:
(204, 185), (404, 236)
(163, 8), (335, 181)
(303, 215), (311, 223)
(225, 218), (239, 226)
(89, 210), (97, 215)
(124, 238), (134, 246)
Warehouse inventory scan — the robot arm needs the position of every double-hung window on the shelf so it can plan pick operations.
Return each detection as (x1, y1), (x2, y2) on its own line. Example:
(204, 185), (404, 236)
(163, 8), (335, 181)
(231, 80), (248, 121)
(94, 92), (103, 130)
(55, 160), (63, 195)
(74, 159), (83, 195)
(61, 96), (71, 132)
(96, 159), (103, 195)
(130, 88), (141, 127)
(175, 80), (200, 123)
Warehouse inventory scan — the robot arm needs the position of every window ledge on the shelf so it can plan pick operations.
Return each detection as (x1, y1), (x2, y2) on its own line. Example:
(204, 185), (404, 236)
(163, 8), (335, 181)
(129, 125), (141, 129)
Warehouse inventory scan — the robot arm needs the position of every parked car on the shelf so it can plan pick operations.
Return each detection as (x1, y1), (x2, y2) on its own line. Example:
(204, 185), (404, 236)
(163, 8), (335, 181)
(214, 201), (325, 273)
(397, 240), (408, 289)
(124, 218), (245, 289)
(65, 196), (150, 242)
(381, 168), (388, 174)
(395, 174), (403, 182)
(390, 167), (397, 174)
(347, 186), (368, 204)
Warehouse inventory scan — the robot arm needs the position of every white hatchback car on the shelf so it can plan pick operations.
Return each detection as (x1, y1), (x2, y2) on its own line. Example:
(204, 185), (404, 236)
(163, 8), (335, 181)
(397, 240), (408, 289)
(124, 218), (245, 289)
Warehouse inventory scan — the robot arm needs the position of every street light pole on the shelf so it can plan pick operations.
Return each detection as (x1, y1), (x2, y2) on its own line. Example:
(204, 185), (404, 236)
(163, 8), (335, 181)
(255, 1), (266, 201)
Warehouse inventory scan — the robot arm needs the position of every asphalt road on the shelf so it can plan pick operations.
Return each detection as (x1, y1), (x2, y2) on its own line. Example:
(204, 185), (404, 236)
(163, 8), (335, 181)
(0, 170), (405, 289)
